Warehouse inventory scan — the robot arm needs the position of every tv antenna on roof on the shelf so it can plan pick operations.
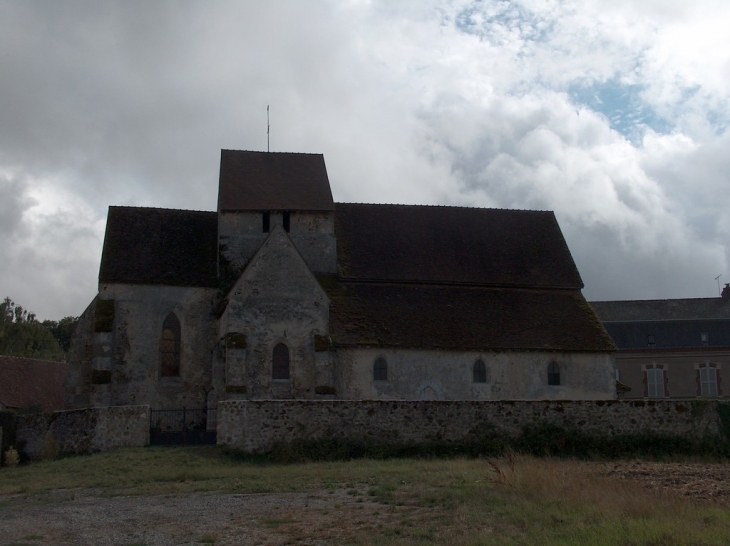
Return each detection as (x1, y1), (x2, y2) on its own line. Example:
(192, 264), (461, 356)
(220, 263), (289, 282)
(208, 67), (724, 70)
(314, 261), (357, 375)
(267, 105), (270, 152)
(716, 274), (723, 296)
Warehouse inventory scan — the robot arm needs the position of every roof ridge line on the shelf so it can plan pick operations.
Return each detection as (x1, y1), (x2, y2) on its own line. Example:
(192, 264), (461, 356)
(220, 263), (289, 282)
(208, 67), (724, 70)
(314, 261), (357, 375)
(334, 202), (553, 213)
(221, 149), (324, 156)
(602, 316), (730, 322)
(110, 205), (215, 214)
(336, 278), (581, 291)
(591, 297), (725, 304)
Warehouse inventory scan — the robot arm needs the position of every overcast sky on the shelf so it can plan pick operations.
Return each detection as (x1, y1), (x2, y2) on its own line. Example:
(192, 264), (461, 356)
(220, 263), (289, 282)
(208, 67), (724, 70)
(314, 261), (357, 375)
(2, 0), (730, 320)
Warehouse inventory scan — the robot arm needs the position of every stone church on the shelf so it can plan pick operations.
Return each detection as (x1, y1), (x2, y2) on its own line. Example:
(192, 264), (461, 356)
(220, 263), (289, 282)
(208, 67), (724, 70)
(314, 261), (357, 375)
(65, 150), (616, 409)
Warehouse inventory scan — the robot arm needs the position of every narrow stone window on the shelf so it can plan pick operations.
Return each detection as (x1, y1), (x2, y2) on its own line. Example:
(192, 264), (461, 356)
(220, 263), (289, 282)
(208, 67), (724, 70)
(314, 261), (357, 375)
(272, 343), (290, 380)
(160, 313), (181, 377)
(283, 211), (291, 233)
(473, 359), (487, 383)
(373, 357), (388, 381)
(547, 361), (560, 386)
(263, 211), (270, 233)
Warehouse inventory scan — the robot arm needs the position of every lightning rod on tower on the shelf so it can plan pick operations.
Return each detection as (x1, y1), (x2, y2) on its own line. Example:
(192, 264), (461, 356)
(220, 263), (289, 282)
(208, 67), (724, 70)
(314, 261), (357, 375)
(267, 105), (270, 152)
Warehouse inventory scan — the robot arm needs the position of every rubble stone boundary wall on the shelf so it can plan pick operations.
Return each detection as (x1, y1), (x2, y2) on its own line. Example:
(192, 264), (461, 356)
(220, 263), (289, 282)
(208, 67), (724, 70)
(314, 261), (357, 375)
(217, 399), (724, 453)
(16, 405), (150, 459)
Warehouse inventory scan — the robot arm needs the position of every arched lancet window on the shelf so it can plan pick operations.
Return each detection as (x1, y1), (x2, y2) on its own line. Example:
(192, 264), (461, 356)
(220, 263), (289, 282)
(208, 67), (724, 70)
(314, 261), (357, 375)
(160, 313), (181, 377)
(374, 357), (388, 381)
(272, 343), (290, 380)
(473, 359), (487, 383)
(548, 361), (561, 386)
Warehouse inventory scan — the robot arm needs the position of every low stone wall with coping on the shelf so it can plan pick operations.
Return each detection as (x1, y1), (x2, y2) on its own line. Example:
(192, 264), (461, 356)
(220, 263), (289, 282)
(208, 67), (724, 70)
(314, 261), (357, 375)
(9, 400), (728, 459)
(217, 399), (724, 453)
(16, 405), (150, 459)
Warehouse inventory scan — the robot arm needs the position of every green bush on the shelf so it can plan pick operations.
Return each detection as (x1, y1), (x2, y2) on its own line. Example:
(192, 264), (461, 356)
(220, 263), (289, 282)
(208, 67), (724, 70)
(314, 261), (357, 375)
(514, 422), (730, 459)
(251, 422), (730, 464)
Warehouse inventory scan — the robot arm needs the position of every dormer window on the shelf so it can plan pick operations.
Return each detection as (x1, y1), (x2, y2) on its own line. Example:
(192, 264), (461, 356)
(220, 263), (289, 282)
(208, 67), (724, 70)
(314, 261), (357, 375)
(701, 332), (709, 346)
(647, 334), (656, 347)
(283, 211), (291, 233)
(263, 212), (270, 233)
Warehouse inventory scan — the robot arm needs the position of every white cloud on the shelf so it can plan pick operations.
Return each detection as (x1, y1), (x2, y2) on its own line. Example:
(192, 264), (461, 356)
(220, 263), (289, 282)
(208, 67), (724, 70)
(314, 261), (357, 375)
(0, 172), (37, 237)
(0, 175), (105, 319)
(1, 0), (730, 317)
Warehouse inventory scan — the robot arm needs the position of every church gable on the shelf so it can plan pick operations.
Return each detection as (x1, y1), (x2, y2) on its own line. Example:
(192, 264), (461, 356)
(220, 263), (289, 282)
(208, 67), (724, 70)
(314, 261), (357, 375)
(218, 225), (330, 399)
(222, 225), (329, 329)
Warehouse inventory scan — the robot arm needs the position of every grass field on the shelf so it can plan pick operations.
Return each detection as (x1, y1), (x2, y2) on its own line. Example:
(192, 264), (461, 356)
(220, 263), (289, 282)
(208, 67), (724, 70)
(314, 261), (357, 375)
(2, 448), (730, 545)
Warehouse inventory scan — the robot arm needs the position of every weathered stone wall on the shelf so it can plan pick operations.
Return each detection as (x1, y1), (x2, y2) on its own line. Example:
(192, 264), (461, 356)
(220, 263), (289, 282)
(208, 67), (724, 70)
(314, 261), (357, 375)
(16, 405), (149, 459)
(65, 298), (97, 409)
(218, 399), (722, 453)
(334, 349), (615, 401)
(218, 225), (330, 400)
(288, 212), (337, 275)
(218, 211), (336, 279)
(93, 284), (219, 409)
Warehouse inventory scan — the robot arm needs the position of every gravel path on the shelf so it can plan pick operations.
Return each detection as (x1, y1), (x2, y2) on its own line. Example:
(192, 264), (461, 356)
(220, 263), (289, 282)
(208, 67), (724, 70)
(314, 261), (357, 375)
(1, 487), (406, 546)
(3, 461), (729, 545)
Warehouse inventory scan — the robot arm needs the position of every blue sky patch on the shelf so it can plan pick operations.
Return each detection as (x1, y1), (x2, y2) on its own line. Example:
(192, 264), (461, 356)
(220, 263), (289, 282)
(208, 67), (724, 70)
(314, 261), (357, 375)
(455, 1), (554, 49)
(569, 80), (671, 141)
(452, 2), (674, 141)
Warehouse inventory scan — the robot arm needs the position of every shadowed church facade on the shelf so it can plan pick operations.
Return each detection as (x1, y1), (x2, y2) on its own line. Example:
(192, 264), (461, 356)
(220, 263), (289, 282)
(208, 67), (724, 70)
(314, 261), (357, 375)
(65, 150), (616, 409)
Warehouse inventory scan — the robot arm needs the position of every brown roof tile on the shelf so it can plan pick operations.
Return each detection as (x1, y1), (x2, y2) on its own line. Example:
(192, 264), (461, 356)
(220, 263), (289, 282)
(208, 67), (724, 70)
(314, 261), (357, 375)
(99, 207), (218, 287)
(335, 203), (583, 288)
(322, 278), (615, 352)
(0, 356), (68, 412)
(218, 150), (334, 212)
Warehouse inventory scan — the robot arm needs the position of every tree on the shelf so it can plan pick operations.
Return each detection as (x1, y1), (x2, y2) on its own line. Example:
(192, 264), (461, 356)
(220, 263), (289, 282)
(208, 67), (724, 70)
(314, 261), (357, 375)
(0, 298), (65, 361)
(41, 316), (79, 353)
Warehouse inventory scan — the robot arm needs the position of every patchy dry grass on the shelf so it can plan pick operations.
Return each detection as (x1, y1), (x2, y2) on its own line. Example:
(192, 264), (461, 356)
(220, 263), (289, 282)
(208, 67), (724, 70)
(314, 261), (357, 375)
(439, 455), (730, 546)
(1, 447), (730, 545)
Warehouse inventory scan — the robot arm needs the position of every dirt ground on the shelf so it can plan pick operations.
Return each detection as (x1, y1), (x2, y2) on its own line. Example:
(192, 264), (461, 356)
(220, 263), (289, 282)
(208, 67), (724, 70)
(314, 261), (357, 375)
(600, 460), (730, 504)
(2, 461), (729, 546)
(0, 485), (439, 546)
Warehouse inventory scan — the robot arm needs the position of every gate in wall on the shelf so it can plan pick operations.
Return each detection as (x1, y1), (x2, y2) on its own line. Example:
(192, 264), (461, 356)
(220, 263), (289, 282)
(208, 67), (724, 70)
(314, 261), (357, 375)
(149, 407), (217, 446)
